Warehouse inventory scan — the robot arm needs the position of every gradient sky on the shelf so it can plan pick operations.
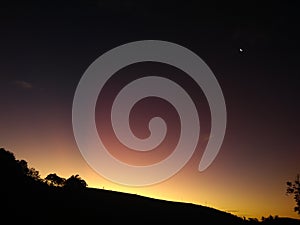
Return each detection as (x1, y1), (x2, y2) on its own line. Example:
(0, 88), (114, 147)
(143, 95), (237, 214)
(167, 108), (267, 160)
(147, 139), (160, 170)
(0, 0), (299, 220)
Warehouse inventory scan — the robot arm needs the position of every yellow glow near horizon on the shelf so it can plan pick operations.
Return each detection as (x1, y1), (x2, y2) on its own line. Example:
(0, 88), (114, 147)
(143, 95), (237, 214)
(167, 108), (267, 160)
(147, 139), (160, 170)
(3, 133), (300, 221)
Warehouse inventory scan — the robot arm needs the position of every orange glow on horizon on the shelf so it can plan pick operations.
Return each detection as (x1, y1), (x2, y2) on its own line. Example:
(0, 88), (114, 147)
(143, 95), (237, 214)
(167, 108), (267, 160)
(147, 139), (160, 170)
(3, 138), (299, 220)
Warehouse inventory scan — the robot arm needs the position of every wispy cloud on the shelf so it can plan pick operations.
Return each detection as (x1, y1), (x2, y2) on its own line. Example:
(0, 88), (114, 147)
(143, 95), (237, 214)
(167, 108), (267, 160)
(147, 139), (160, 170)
(226, 209), (239, 213)
(13, 80), (33, 90)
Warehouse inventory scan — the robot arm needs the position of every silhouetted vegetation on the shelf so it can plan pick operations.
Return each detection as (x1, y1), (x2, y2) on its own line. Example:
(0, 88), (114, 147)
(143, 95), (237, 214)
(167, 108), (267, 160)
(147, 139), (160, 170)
(0, 148), (42, 186)
(0, 147), (88, 189)
(45, 173), (66, 187)
(287, 174), (300, 215)
(64, 174), (87, 190)
(44, 173), (87, 190)
(1, 147), (300, 225)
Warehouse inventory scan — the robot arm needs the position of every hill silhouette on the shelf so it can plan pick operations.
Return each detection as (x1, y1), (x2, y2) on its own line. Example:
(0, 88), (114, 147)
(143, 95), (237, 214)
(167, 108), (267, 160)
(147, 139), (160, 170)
(1, 147), (300, 225)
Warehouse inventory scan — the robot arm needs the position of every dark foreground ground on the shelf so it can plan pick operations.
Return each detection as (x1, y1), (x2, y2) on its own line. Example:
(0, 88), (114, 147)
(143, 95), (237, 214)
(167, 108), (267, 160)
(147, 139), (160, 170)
(2, 183), (300, 225)
(1, 148), (299, 224)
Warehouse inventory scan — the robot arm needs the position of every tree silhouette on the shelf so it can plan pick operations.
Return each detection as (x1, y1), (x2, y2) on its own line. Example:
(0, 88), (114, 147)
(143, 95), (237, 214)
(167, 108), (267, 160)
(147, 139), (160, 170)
(14, 158), (42, 182)
(45, 173), (66, 187)
(27, 167), (42, 182)
(64, 174), (87, 190)
(0, 148), (88, 191)
(18, 159), (30, 174)
(0, 148), (30, 183)
(0, 148), (43, 184)
(286, 174), (300, 215)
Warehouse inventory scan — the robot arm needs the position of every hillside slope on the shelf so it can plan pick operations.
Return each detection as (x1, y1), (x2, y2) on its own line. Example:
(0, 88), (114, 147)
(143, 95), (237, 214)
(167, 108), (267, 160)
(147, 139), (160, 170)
(1, 147), (300, 224)
(3, 183), (245, 225)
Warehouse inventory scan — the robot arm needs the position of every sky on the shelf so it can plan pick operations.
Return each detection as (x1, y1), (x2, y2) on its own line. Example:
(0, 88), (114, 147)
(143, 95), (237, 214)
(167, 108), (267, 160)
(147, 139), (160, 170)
(0, 0), (299, 220)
